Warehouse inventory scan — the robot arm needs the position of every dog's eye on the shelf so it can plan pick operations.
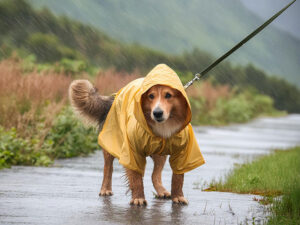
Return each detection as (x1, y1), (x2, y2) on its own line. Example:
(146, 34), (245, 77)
(165, 93), (172, 99)
(149, 94), (154, 99)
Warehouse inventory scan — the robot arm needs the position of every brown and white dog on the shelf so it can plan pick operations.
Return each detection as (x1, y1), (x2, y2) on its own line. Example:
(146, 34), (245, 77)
(69, 80), (190, 205)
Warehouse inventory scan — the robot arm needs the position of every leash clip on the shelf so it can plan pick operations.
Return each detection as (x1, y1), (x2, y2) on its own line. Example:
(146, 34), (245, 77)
(184, 73), (201, 90)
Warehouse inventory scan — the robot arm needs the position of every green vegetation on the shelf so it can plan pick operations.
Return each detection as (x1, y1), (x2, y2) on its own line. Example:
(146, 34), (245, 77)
(209, 147), (300, 195)
(42, 107), (98, 159)
(0, 107), (98, 169)
(0, 0), (170, 72)
(0, 59), (99, 169)
(190, 86), (283, 125)
(209, 147), (300, 224)
(211, 64), (300, 113)
(269, 187), (300, 225)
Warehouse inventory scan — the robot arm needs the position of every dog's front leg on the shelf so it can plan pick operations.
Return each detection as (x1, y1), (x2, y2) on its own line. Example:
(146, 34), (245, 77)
(171, 173), (188, 205)
(126, 168), (147, 206)
(151, 154), (171, 198)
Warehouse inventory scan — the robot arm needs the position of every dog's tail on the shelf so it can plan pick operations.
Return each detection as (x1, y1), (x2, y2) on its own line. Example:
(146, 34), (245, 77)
(69, 80), (114, 127)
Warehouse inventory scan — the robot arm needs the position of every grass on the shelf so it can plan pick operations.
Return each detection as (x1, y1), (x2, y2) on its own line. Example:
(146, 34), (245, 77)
(0, 59), (98, 169)
(94, 69), (140, 95)
(208, 146), (300, 224)
(187, 82), (284, 126)
(0, 107), (98, 169)
(0, 58), (71, 132)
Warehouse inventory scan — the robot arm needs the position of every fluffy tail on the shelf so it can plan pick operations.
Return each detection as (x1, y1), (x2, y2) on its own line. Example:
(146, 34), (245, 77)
(69, 80), (114, 127)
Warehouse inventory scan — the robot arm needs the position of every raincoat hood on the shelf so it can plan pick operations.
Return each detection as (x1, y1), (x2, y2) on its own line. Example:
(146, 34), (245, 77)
(98, 64), (205, 175)
(134, 64), (192, 134)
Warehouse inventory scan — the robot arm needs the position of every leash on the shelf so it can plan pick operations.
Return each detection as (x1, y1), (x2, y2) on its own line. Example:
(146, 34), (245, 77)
(184, 0), (296, 90)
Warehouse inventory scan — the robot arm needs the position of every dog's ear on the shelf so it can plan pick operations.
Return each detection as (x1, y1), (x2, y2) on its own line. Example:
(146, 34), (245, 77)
(171, 90), (189, 123)
(141, 91), (151, 119)
(141, 91), (148, 102)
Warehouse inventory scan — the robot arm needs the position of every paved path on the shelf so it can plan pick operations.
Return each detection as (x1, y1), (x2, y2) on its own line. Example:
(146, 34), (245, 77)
(1, 115), (300, 225)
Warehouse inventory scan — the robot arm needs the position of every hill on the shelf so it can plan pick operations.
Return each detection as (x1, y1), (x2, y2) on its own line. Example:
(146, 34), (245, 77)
(0, 0), (174, 72)
(1, 0), (300, 113)
(29, 0), (300, 86)
(241, 0), (300, 39)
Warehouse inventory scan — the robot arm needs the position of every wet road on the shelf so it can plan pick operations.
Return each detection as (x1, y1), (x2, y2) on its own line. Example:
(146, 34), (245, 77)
(1, 115), (300, 225)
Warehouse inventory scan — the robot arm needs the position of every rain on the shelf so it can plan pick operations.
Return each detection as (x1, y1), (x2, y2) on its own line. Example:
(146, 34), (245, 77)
(0, 0), (299, 224)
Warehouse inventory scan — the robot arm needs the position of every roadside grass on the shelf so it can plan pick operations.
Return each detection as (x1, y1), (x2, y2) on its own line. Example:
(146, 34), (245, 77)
(208, 146), (300, 224)
(0, 58), (71, 132)
(187, 82), (284, 126)
(0, 107), (98, 169)
(0, 59), (98, 169)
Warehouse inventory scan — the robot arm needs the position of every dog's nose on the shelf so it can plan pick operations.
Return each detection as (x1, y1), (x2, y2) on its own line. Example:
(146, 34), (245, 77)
(153, 109), (163, 119)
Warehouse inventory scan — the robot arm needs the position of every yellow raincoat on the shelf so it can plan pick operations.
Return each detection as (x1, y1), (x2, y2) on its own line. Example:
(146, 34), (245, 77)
(98, 64), (205, 175)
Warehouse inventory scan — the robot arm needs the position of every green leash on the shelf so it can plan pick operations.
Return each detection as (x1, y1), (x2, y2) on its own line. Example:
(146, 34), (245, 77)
(184, 0), (296, 89)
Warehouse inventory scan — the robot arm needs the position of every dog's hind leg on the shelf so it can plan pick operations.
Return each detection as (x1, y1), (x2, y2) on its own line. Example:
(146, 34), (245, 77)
(126, 168), (147, 206)
(151, 154), (171, 199)
(99, 149), (114, 196)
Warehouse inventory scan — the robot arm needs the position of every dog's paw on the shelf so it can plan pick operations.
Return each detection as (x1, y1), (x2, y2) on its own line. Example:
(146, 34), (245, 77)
(155, 190), (171, 199)
(99, 189), (113, 196)
(172, 196), (188, 205)
(130, 198), (147, 206)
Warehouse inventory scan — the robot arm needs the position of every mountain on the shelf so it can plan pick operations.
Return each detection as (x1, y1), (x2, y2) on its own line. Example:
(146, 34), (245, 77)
(0, 0), (176, 72)
(29, 0), (300, 86)
(241, 0), (300, 39)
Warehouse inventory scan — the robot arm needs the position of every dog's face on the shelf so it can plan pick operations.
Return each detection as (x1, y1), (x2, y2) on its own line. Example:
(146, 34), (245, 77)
(141, 85), (188, 138)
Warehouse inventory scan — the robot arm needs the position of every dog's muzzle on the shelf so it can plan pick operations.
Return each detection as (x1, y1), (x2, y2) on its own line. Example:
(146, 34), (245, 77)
(153, 108), (164, 122)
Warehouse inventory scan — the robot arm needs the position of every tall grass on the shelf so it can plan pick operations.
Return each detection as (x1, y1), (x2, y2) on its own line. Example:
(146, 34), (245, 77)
(187, 81), (282, 125)
(0, 59), (95, 168)
(0, 58), (72, 134)
(186, 82), (232, 110)
(94, 69), (140, 95)
(0, 59), (139, 132)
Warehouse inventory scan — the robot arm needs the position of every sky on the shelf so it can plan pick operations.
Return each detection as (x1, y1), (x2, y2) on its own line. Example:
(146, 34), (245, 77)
(241, 0), (300, 40)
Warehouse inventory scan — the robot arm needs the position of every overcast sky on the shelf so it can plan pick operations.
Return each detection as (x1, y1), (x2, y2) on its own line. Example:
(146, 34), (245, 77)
(241, 0), (300, 39)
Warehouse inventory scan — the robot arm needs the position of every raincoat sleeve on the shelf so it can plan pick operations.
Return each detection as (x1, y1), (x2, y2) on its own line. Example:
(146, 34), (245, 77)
(169, 125), (205, 174)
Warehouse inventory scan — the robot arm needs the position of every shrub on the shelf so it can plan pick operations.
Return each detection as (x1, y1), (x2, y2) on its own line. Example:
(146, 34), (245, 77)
(26, 33), (79, 62)
(43, 107), (99, 158)
(0, 126), (52, 168)
(189, 82), (282, 125)
(0, 107), (99, 169)
(56, 58), (88, 75)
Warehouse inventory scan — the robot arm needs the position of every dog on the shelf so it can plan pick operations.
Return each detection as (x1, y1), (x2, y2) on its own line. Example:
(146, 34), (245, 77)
(69, 64), (205, 206)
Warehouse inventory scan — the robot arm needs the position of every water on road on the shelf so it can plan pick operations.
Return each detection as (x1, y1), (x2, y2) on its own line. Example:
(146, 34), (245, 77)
(1, 115), (300, 225)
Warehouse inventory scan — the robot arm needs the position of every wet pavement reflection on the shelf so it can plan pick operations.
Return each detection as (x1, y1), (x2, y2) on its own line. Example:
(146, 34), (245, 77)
(1, 115), (300, 225)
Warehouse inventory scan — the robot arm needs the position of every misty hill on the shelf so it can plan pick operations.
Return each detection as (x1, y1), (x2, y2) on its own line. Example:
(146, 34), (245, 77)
(29, 0), (300, 86)
(241, 0), (300, 39)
